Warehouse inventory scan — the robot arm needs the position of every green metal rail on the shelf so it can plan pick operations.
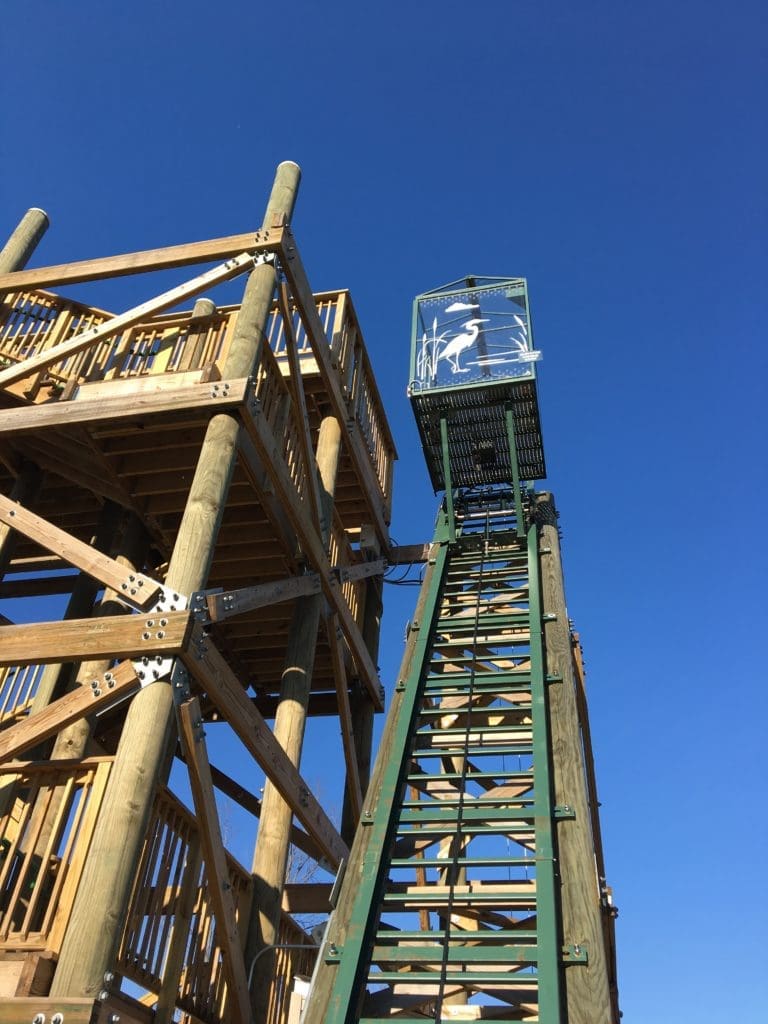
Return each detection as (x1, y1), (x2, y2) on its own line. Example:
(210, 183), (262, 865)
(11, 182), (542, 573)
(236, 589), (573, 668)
(307, 491), (566, 1022)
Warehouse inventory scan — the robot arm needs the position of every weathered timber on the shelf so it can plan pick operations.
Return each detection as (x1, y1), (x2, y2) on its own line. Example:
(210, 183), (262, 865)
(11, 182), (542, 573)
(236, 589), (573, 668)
(181, 623), (347, 869)
(279, 237), (391, 548)
(0, 208), (49, 274)
(0, 252), (261, 392)
(536, 492), (613, 1024)
(240, 402), (382, 708)
(177, 698), (252, 1024)
(0, 494), (161, 609)
(246, 414), (346, 1021)
(0, 226), (284, 291)
(0, 610), (192, 666)
(51, 163), (303, 1002)
(0, 661), (140, 761)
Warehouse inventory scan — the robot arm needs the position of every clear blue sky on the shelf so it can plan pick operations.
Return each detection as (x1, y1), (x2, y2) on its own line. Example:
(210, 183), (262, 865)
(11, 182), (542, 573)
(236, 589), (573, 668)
(2, 1), (766, 1020)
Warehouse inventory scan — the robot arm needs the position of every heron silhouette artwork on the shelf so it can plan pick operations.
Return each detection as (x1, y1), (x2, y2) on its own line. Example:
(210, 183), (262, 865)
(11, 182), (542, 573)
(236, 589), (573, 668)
(439, 318), (489, 373)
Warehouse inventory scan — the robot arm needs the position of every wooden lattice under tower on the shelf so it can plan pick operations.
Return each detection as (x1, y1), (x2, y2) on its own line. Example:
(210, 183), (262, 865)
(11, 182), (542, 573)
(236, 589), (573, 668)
(0, 163), (398, 1024)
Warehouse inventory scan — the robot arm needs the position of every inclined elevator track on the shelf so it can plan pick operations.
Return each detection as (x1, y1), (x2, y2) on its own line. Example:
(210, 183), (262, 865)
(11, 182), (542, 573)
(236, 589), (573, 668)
(311, 491), (563, 1022)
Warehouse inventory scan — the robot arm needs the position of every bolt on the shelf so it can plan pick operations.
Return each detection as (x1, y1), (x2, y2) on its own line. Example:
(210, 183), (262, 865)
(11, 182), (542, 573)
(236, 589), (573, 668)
(157, 630), (165, 639)
(142, 631), (151, 640)
(137, 579), (144, 587)
(159, 618), (168, 627)
(52, 1015), (64, 1024)
(32, 1015), (45, 1024)
(104, 672), (113, 682)
(146, 619), (155, 627)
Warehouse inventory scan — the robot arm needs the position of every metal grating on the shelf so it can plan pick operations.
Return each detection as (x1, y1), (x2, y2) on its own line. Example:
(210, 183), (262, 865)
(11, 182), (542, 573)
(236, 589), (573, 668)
(411, 378), (546, 490)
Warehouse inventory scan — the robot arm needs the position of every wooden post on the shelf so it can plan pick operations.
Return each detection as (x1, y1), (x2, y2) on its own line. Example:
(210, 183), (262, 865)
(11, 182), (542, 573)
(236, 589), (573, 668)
(339, 571), (381, 845)
(0, 209), (49, 568)
(0, 461), (44, 576)
(0, 207), (49, 273)
(50, 162), (301, 1002)
(26, 502), (125, 717)
(535, 493), (613, 1024)
(246, 415), (342, 1023)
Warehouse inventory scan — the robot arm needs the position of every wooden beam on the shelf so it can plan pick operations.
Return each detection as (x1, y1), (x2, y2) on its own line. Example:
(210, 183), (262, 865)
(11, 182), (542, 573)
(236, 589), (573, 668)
(277, 280), (324, 532)
(177, 697), (252, 1024)
(0, 226), (285, 291)
(0, 252), (258, 391)
(0, 610), (192, 665)
(175, 752), (324, 863)
(0, 377), (250, 437)
(207, 573), (321, 622)
(325, 611), (362, 821)
(278, 234), (390, 546)
(281, 882), (333, 915)
(0, 494), (162, 609)
(239, 403), (383, 710)
(180, 625), (348, 869)
(0, 660), (139, 761)
(206, 561), (385, 621)
(390, 542), (432, 565)
(0, 1000), (95, 1024)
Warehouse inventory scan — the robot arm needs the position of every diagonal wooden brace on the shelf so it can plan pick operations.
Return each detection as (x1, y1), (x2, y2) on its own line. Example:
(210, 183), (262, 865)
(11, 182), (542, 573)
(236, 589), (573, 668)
(0, 494), (163, 610)
(181, 624), (349, 869)
(0, 661), (140, 762)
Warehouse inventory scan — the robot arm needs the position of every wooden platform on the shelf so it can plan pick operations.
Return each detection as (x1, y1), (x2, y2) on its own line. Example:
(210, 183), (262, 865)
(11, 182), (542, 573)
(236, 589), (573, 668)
(0, 214), (397, 1024)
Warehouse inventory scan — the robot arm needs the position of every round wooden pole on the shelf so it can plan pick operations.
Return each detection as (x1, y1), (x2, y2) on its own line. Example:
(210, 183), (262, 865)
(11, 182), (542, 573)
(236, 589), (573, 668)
(246, 415), (342, 1022)
(52, 163), (301, 1001)
(535, 492), (613, 1024)
(0, 209), (49, 567)
(0, 207), (49, 273)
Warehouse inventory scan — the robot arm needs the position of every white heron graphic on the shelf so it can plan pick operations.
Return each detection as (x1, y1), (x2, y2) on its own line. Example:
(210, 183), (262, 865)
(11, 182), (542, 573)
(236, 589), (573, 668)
(439, 318), (489, 374)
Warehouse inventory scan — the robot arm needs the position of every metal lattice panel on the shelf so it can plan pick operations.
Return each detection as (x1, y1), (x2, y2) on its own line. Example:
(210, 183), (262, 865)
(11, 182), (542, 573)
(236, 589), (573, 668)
(411, 379), (546, 490)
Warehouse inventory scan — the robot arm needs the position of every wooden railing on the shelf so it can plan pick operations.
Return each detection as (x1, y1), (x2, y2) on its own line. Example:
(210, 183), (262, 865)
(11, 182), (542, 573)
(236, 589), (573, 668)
(0, 662), (46, 727)
(0, 287), (395, 521)
(119, 787), (317, 1024)
(0, 757), (113, 951)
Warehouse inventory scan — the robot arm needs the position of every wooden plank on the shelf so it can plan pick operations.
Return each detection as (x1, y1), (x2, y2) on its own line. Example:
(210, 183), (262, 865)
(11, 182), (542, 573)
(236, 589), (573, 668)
(0, 494), (162, 609)
(239, 403), (383, 709)
(0, 610), (192, 666)
(0, 252), (258, 391)
(207, 573), (321, 622)
(390, 542), (432, 565)
(0, 661), (139, 761)
(180, 626), (349, 869)
(0, 226), (285, 291)
(278, 235), (390, 546)
(0, 999), (95, 1024)
(277, 281), (324, 532)
(0, 377), (249, 437)
(281, 882), (333, 915)
(177, 697), (252, 1024)
(325, 611), (362, 821)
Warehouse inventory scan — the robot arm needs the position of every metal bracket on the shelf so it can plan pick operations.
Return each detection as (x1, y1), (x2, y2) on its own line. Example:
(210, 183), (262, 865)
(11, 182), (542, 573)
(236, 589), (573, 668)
(554, 804), (576, 820)
(208, 380), (232, 400)
(151, 584), (189, 614)
(190, 589), (219, 624)
(562, 943), (589, 964)
(170, 661), (192, 707)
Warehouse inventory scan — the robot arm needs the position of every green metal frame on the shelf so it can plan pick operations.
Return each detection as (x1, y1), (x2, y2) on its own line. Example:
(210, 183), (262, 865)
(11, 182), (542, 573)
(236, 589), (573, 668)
(528, 520), (564, 1021)
(505, 402), (525, 537)
(321, 536), (450, 1022)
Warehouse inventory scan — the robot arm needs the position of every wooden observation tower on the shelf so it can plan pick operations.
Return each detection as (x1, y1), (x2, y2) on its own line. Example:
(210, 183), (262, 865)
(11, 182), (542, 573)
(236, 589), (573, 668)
(0, 163), (397, 1024)
(0, 169), (619, 1024)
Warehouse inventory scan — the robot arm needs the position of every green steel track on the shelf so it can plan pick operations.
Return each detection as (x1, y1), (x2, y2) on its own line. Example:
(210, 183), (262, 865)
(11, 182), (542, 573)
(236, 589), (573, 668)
(306, 490), (565, 1023)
